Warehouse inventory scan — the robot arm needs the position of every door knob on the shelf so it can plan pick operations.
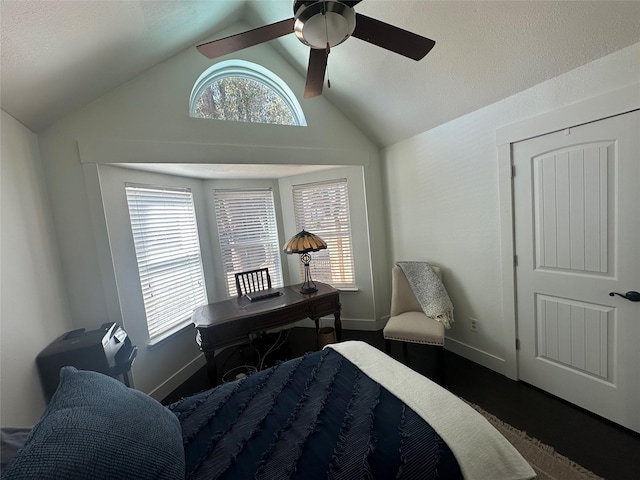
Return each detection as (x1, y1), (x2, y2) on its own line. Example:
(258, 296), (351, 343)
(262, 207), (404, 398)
(609, 291), (640, 302)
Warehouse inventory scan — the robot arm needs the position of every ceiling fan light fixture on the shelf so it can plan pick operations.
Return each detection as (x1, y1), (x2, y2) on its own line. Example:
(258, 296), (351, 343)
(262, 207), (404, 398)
(197, 0), (437, 99)
(294, 1), (356, 49)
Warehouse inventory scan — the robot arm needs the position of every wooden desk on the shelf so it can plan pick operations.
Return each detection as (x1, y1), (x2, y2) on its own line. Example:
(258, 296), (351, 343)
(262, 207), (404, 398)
(192, 282), (341, 384)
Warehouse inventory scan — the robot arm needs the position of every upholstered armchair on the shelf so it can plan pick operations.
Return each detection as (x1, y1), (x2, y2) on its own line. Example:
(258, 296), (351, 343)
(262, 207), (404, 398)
(383, 265), (446, 381)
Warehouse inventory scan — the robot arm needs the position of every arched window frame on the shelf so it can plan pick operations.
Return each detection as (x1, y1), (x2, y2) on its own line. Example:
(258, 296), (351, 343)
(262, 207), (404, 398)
(189, 59), (307, 126)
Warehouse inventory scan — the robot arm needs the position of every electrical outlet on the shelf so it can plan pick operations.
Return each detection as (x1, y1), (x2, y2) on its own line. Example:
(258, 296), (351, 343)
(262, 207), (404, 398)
(470, 317), (479, 332)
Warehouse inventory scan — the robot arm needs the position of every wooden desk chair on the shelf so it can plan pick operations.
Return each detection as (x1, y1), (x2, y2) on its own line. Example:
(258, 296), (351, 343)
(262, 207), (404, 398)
(234, 268), (272, 297)
(383, 265), (446, 382)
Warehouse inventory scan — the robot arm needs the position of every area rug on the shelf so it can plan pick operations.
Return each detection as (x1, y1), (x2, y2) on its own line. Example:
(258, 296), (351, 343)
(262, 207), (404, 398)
(465, 402), (603, 480)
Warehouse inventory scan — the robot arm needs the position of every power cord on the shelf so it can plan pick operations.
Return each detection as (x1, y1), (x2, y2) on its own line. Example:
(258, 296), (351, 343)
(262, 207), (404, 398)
(258, 328), (291, 371)
(221, 364), (257, 383)
(220, 341), (258, 382)
(221, 328), (292, 381)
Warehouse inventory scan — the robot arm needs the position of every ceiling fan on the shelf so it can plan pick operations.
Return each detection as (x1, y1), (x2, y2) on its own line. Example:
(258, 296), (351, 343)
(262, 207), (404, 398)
(196, 0), (435, 98)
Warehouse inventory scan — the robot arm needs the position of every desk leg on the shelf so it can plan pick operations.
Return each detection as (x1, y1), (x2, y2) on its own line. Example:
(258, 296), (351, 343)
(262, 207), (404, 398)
(313, 317), (320, 350)
(334, 311), (342, 341)
(204, 350), (218, 387)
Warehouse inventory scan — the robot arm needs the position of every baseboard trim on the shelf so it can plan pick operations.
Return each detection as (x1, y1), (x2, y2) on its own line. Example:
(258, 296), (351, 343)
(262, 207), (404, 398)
(148, 353), (206, 401)
(445, 337), (506, 376)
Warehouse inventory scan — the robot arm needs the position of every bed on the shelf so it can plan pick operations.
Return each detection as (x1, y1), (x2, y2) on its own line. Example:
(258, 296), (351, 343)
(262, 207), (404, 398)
(1, 341), (535, 480)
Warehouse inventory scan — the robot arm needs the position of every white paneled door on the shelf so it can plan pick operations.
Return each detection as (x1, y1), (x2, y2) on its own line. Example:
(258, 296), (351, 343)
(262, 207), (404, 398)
(514, 110), (640, 433)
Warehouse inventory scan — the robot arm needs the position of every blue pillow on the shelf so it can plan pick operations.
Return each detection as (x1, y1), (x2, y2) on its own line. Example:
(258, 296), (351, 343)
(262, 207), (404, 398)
(2, 367), (185, 479)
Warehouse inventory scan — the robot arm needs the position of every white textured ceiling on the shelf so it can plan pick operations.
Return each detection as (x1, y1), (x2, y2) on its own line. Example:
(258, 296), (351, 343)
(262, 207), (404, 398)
(1, 1), (639, 148)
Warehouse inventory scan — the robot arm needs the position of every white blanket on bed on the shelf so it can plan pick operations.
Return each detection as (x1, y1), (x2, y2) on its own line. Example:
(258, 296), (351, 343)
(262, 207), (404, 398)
(327, 341), (535, 480)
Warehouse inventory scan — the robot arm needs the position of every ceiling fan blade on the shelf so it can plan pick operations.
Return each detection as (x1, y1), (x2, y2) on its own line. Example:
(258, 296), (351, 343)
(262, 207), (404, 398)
(351, 13), (435, 61)
(197, 18), (295, 59)
(304, 48), (328, 98)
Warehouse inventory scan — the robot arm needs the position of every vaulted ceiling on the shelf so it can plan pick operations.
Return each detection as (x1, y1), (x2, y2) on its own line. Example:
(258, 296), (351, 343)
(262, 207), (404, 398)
(2, 1), (639, 148)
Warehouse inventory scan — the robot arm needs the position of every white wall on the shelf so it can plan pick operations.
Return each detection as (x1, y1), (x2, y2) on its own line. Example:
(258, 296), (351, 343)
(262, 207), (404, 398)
(0, 111), (73, 425)
(33, 21), (388, 402)
(7, 23), (636, 424)
(381, 43), (640, 373)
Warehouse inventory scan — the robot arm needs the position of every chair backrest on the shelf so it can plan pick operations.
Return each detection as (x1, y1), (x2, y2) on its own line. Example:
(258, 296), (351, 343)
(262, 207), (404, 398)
(390, 265), (442, 317)
(234, 268), (272, 297)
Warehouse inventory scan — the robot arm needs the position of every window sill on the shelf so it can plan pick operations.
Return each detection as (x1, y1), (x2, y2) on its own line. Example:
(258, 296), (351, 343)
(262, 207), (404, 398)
(337, 287), (359, 294)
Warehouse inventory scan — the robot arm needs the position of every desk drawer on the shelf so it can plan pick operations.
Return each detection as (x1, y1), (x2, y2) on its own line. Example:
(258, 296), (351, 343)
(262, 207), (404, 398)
(309, 295), (340, 318)
(252, 307), (309, 331)
(198, 322), (249, 351)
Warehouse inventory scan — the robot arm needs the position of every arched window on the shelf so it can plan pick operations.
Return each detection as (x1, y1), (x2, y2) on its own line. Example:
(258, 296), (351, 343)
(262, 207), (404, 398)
(189, 60), (306, 126)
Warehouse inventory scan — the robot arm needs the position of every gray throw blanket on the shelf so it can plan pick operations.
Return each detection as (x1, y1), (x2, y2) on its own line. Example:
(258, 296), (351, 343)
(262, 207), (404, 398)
(396, 261), (454, 328)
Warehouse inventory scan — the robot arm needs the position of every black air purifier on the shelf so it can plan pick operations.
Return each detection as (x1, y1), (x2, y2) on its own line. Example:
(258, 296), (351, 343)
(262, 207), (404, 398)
(36, 322), (137, 401)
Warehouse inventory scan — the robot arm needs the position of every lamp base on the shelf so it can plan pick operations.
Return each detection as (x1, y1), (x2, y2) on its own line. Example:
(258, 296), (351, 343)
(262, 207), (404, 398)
(299, 255), (318, 294)
(299, 284), (318, 294)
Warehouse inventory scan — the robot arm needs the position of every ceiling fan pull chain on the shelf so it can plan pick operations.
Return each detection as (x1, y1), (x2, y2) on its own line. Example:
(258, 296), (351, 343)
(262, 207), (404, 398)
(326, 42), (331, 89)
(324, 6), (331, 89)
(323, 1), (330, 54)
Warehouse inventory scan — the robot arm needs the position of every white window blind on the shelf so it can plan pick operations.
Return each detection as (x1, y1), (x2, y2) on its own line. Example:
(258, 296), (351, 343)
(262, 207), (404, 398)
(292, 179), (356, 288)
(213, 189), (283, 296)
(125, 184), (207, 343)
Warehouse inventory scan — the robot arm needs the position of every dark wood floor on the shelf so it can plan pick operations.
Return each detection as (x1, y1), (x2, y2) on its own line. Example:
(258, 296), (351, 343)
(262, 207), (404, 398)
(164, 328), (640, 480)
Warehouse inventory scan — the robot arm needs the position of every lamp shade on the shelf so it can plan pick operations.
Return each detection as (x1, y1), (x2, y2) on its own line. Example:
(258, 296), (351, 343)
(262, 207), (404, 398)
(283, 230), (327, 254)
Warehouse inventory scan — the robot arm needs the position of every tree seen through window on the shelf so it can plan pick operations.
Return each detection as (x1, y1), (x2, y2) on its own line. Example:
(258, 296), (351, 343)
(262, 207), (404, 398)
(194, 77), (296, 125)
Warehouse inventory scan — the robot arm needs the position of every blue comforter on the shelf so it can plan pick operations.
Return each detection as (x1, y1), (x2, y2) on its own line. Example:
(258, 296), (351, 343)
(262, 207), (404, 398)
(169, 348), (462, 480)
